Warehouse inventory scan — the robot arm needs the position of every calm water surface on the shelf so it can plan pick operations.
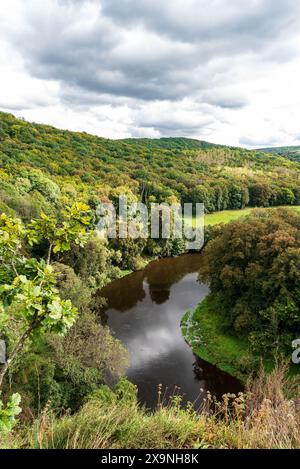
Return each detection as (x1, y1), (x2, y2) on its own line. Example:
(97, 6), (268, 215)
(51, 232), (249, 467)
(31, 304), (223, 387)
(99, 254), (241, 409)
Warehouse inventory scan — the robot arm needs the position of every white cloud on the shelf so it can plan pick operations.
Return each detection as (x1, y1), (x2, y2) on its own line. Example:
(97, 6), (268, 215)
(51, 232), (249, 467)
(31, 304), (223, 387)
(0, 0), (300, 147)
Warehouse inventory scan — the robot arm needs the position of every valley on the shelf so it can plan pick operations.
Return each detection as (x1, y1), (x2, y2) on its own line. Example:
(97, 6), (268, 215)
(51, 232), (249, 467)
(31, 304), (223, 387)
(1, 112), (300, 449)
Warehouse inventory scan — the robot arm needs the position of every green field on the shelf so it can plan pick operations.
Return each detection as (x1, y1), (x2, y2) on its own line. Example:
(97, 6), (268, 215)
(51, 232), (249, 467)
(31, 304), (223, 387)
(185, 205), (300, 227)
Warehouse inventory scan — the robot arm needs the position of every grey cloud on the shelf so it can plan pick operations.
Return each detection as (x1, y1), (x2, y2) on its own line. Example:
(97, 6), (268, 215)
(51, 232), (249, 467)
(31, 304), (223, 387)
(18, 19), (200, 101)
(134, 105), (215, 136)
(0, 103), (28, 112)
(13, 0), (300, 108)
(239, 135), (282, 147)
(3, 0), (300, 139)
(138, 120), (213, 135)
(201, 92), (248, 110)
(208, 99), (246, 110)
(101, 0), (300, 47)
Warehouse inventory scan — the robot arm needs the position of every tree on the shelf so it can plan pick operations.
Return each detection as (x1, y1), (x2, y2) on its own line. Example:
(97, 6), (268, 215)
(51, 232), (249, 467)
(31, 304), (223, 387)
(229, 184), (249, 209)
(27, 202), (91, 264)
(249, 183), (272, 207)
(275, 187), (295, 206)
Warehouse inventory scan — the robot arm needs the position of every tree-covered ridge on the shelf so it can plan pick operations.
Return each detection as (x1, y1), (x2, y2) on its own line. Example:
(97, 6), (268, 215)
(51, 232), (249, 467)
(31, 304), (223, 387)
(119, 136), (219, 150)
(1, 111), (300, 221)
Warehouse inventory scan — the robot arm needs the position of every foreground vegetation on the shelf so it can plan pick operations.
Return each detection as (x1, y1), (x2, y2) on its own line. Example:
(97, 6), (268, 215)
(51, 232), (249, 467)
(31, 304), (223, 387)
(1, 365), (300, 449)
(0, 206), (129, 432)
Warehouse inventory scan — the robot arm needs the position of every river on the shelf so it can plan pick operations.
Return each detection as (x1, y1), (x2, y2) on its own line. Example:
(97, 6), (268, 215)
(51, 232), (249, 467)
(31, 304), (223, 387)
(99, 253), (241, 409)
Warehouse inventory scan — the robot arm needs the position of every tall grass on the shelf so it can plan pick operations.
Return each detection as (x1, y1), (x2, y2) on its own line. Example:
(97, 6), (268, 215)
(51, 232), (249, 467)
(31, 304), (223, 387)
(9, 363), (300, 449)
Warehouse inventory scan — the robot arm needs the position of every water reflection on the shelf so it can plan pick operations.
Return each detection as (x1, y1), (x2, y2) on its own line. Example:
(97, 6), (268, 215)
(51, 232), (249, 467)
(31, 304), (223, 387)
(98, 254), (241, 409)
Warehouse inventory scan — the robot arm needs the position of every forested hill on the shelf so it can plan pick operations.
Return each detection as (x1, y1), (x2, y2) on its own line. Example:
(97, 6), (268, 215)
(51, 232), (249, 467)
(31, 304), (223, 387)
(258, 145), (300, 162)
(1, 110), (300, 219)
(119, 137), (219, 150)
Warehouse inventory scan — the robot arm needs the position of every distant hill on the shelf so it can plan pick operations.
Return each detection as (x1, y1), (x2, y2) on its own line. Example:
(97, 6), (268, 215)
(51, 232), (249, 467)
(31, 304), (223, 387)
(1, 110), (300, 219)
(119, 137), (219, 150)
(258, 146), (300, 162)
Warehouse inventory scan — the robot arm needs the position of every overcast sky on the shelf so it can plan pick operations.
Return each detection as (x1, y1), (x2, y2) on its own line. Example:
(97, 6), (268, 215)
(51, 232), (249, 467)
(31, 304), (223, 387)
(1, 0), (300, 147)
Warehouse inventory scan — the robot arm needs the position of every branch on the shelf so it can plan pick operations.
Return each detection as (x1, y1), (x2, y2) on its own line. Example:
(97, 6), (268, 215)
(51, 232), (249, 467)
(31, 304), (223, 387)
(11, 260), (19, 277)
(0, 315), (44, 388)
(47, 243), (53, 266)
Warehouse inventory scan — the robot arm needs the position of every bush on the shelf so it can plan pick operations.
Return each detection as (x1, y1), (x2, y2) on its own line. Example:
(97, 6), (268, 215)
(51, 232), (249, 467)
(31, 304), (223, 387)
(52, 262), (91, 312)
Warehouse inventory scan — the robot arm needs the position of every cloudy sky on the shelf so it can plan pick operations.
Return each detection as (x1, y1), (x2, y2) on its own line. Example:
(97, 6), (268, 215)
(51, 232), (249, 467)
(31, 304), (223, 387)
(1, 0), (300, 147)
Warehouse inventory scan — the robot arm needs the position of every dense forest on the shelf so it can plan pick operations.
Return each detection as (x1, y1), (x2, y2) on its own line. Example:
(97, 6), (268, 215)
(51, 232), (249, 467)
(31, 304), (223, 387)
(200, 208), (300, 355)
(1, 111), (300, 223)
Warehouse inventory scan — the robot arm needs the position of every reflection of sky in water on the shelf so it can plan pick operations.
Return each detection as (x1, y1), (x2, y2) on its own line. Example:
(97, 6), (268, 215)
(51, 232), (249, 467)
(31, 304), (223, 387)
(109, 275), (208, 370)
(102, 255), (241, 408)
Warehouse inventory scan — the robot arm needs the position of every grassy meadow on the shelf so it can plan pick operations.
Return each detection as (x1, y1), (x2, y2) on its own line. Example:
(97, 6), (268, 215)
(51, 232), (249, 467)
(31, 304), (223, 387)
(185, 205), (300, 228)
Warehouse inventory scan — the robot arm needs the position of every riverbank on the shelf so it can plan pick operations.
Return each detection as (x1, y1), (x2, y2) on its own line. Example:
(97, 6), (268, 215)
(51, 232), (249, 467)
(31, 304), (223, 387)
(182, 207), (300, 383)
(99, 253), (240, 408)
(181, 295), (274, 382)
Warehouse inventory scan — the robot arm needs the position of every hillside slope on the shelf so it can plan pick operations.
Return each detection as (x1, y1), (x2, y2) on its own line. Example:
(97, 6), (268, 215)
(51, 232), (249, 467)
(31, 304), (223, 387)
(1, 111), (300, 219)
(119, 136), (219, 150)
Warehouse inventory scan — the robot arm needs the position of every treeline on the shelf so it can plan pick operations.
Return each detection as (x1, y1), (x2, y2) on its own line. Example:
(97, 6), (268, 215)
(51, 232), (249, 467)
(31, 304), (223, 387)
(185, 181), (300, 212)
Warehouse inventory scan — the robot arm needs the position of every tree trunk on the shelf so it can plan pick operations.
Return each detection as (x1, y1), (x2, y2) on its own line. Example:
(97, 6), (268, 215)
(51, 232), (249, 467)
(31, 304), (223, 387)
(47, 244), (53, 266)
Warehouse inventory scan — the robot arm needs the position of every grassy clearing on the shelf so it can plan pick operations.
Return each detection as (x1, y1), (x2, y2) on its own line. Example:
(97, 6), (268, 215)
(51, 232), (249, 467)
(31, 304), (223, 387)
(205, 207), (253, 225)
(185, 205), (300, 227)
(181, 296), (273, 382)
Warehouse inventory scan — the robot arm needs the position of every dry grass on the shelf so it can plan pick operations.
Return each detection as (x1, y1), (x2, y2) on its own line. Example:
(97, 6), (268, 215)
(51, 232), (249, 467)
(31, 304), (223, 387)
(238, 363), (300, 448)
(199, 362), (300, 449)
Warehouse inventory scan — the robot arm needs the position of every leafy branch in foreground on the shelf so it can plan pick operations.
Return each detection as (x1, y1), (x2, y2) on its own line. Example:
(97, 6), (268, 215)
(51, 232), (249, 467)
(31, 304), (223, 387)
(27, 202), (91, 264)
(0, 203), (91, 410)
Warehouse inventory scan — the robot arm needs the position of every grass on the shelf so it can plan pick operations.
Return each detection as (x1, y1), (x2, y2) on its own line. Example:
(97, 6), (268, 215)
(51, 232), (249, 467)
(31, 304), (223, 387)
(8, 365), (300, 449)
(205, 207), (253, 225)
(181, 296), (273, 382)
(185, 205), (300, 227)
